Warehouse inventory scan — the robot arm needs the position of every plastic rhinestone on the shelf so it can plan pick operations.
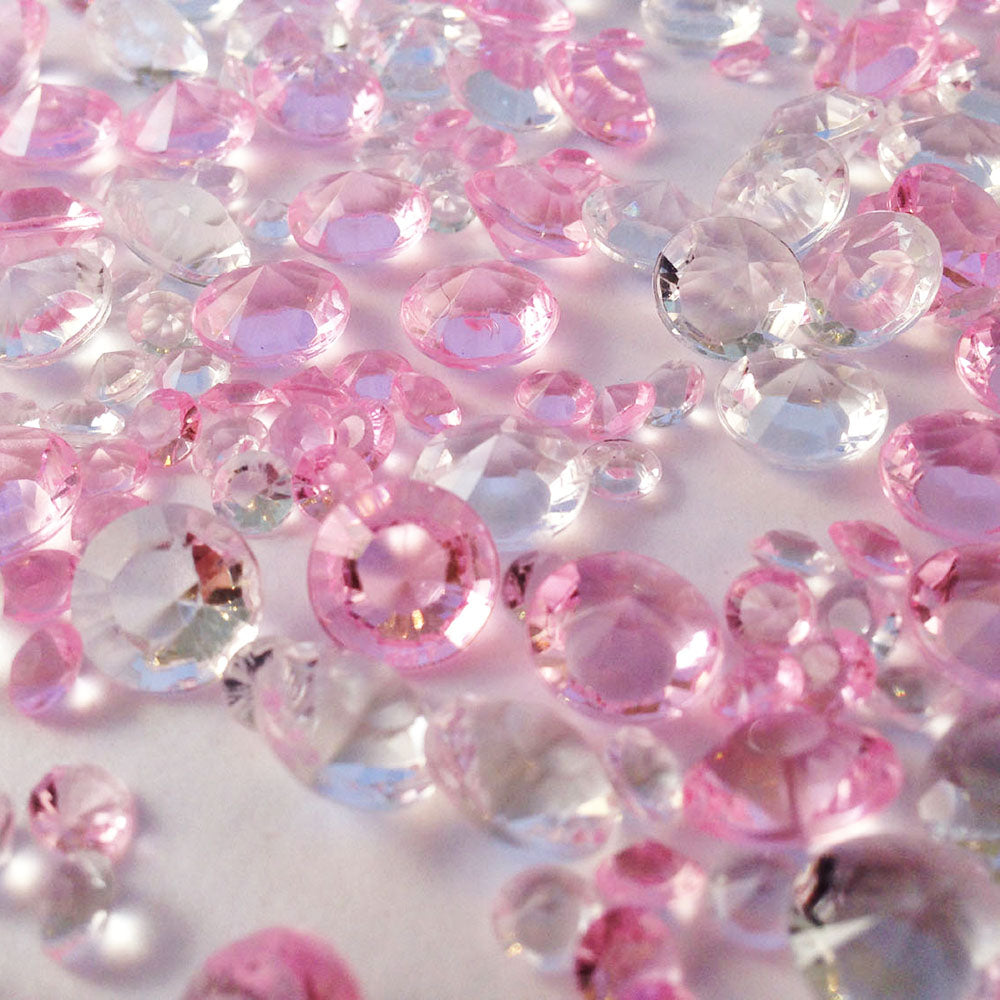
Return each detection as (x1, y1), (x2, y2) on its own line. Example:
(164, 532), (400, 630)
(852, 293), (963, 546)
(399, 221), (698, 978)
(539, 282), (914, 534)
(711, 854), (797, 949)
(127, 290), (193, 354)
(42, 400), (125, 443)
(707, 650), (807, 720)
(585, 440), (662, 501)
(211, 450), (293, 535)
(37, 852), (115, 962)
(750, 529), (836, 576)
(589, 382), (656, 439)
(223, 0), (349, 73)
(392, 372), (462, 434)
(2, 550), (78, 624)
(793, 629), (878, 711)
(464, 0), (574, 37)
(267, 402), (339, 467)
(9, 622), (83, 716)
(595, 841), (706, 917)
(85, 349), (156, 404)
(605, 727), (683, 824)
(816, 574), (901, 660)
(724, 566), (815, 649)
(956, 311), (1000, 412)
(0, 186), (104, 267)
(712, 37), (771, 80)
(125, 388), (200, 466)
(156, 345), (230, 396)
(199, 379), (282, 416)
(291, 444), (372, 522)
(0, 0), (46, 101)
(515, 369), (596, 427)
(222, 635), (310, 728)
(763, 87), (884, 158)
(190, 413), (268, 476)
(322, 398), (395, 470)
(640, 0), (763, 47)
(77, 439), (148, 497)
(645, 361), (705, 427)
(455, 125), (517, 168)
(240, 197), (291, 245)
(828, 519), (911, 578)
(329, 350), (412, 403)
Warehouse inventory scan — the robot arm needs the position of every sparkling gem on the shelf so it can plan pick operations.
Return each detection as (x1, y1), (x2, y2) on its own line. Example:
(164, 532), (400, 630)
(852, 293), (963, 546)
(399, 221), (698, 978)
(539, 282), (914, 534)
(493, 866), (598, 972)
(956, 312), (1000, 413)
(717, 347), (889, 468)
(2, 549), (78, 624)
(72, 492), (149, 547)
(641, 0), (762, 47)
(415, 109), (473, 152)
(322, 398), (395, 470)
(684, 711), (902, 843)
(799, 211), (942, 350)
(500, 549), (563, 621)
(0, 0), (46, 101)
(37, 852), (115, 962)
(240, 197), (291, 245)
(77, 439), (148, 498)
(653, 217), (808, 361)
(816, 574), (901, 659)
(605, 727), (682, 824)
(707, 649), (807, 720)
(210, 450), (293, 535)
(85, 350), (155, 405)
(268, 402), (339, 467)
(0, 187), (104, 267)
(329, 349), (412, 403)
(645, 361), (705, 427)
(400, 260), (559, 370)
(464, 0), (573, 37)
(589, 382), (655, 440)
(291, 444), (372, 522)
(0, 248), (111, 367)
(712, 37), (770, 80)
(199, 379), (282, 416)
(182, 161), (248, 204)
(724, 566), (815, 649)
(308, 479), (499, 670)
(763, 87), (884, 158)
(42, 400), (125, 443)
(121, 79), (256, 164)
(412, 415), (589, 551)
(392, 372), (462, 434)
(828, 519), (911, 578)
(425, 696), (620, 853)
(595, 841), (706, 916)
(156, 345), (230, 396)
(125, 388), (200, 466)
(71, 503), (261, 691)
(190, 416), (268, 479)
(9, 622), (82, 716)
(711, 854), (798, 949)
(712, 134), (848, 256)
(127, 290), (193, 354)
(515, 369), (596, 427)
(585, 440), (662, 501)
(289, 170), (430, 264)
(170, 0), (242, 20)
(182, 928), (362, 1000)
(751, 529), (836, 575)
(795, 629), (878, 711)
(455, 125), (517, 168)
(275, 367), (348, 409)
(527, 551), (720, 719)
(222, 635), (307, 728)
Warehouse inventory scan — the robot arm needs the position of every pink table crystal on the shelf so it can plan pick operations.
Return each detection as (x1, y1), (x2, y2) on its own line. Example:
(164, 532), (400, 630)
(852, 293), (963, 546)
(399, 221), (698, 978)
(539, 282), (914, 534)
(724, 566), (816, 649)
(956, 311), (1000, 413)
(329, 350), (412, 402)
(9, 622), (82, 715)
(589, 382), (655, 439)
(392, 372), (462, 434)
(828, 519), (911, 578)
(462, 0), (574, 37)
(515, 369), (596, 426)
(2, 549), (78, 623)
(0, 0), (46, 101)
(78, 438), (149, 495)
(125, 388), (201, 466)
(712, 37), (771, 80)
(0, 186), (103, 265)
(292, 444), (373, 521)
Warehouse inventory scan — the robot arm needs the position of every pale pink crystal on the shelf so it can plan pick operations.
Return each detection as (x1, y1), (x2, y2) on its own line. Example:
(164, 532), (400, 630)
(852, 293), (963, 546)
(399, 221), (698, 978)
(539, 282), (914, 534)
(392, 372), (462, 434)
(28, 763), (136, 862)
(455, 126), (517, 168)
(2, 550), (78, 624)
(400, 261), (559, 370)
(712, 38), (771, 81)
(462, 0), (574, 38)
(292, 444), (373, 521)
(589, 382), (655, 439)
(183, 927), (362, 1000)
(78, 438), (149, 495)
(289, 170), (430, 264)
(199, 379), (282, 415)
(125, 388), (200, 466)
(191, 413), (269, 476)
(724, 566), (816, 649)
(71, 492), (148, 546)
(708, 651), (808, 720)
(0, 0), (47, 101)
(414, 108), (472, 147)
(329, 350), (412, 403)
(274, 367), (347, 409)
(127, 290), (193, 354)
(323, 399), (395, 469)
(515, 369), (596, 427)
(121, 79), (256, 164)
(956, 312), (1000, 413)
(9, 622), (82, 715)
(595, 841), (706, 914)
(796, 0), (839, 39)
(268, 403), (339, 467)
(0, 186), (104, 265)
(751, 528), (836, 575)
(828, 519), (911, 577)
(859, 0), (957, 24)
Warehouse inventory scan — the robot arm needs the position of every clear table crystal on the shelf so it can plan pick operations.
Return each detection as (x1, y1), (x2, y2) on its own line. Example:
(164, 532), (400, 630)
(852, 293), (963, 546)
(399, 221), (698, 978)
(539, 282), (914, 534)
(640, 0), (763, 47)
(37, 852), (115, 963)
(211, 449), (293, 535)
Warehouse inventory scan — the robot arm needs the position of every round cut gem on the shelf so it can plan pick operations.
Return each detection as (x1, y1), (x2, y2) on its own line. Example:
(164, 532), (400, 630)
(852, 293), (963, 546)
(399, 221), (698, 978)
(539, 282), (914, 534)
(329, 350), (411, 403)
(71, 503), (262, 691)
(828, 519), (911, 578)
(640, 0), (763, 47)
(645, 361), (705, 427)
(86, 349), (156, 404)
(763, 87), (884, 157)
(751, 528), (836, 576)
(400, 261), (559, 370)
(724, 566), (815, 649)
(527, 551), (720, 719)
(125, 388), (200, 466)
(221, 635), (307, 729)
(211, 450), (293, 535)
(0, 186), (104, 267)
(9, 622), (82, 716)
(292, 444), (373, 522)
(515, 369), (596, 427)
(589, 382), (656, 439)
(605, 727), (682, 824)
(191, 413), (268, 476)
(464, 0), (574, 37)
(42, 400), (125, 443)
(2, 549), (78, 623)
(711, 854), (798, 948)
(127, 290), (193, 354)
(584, 440), (662, 501)
(156, 345), (230, 396)
(956, 311), (1000, 413)
(392, 372), (462, 435)
(595, 841), (706, 916)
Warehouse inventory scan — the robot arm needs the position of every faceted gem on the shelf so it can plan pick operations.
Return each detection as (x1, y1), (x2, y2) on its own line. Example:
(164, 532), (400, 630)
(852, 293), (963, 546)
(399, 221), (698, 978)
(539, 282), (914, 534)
(72, 492), (149, 548)
(645, 361), (705, 427)
(956, 311), (1000, 413)
(724, 566), (815, 649)
(240, 197), (291, 245)
(400, 261), (559, 370)
(828, 520), (911, 578)
(711, 854), (798, 949)
(127, 290), (193, 354)
(712, 134), (848, 256)
(268, 402), (340, 468)
(0, 248), (111, 367)
(463, 0), (574, 37)
(307, 479), (499, 670)
(653, 217), (809, 361)
(222, 635), (313, 728)
(41, 400), (125, 443)
(798, 212), (942, 350)
(0, 0), (46, 101)
(527, 551), (720, 719)
(684, 711), (902, 843)
(515, 369), (596, 427)
(78, 439), (148, 498)
(595, 841), (706, 917)
(156, 345), (230, 396)
(289, 170), (430, 265)
(875, 661), (963, 726)
(0, 391), (39, 426)
(109, 178), (250, 286)
(716, 347), (889, 469)
(751, 529), (836, 576)
(85, 350), (155, 404)
(223, 0), (349, 73)
(71, 503), (262, 691)
(492, 866), (599, 972)
(211, 450), (293, 535)
(292, 444), (373, 522)
(585, 441), (662, 501)
(38, 852), (115, 962)
(182, 928), (362, 1000)
(589, 382), (656, 439)
(328, 350), (410, 404)
(793, 629), (878, 712)
(640, 0), (763, 47)
(500, 549), (564, 622)
(0, 187), (104, 267)
(125, 388), (200, 466)
(880, 411), (1000, 541)
(121, 79), (256, 164)
(200, 379), (282, 415)
(816, 574), (901, 660)
(425, 696), (620, 853)
(411, 416), (589, 551)
(707, 650), (807, 720)
(763, 87), (884, 158)
(711, 37), (771, 81)
(9, 622), (83, 716)
(582, 180), (705, 271)
(191, 416), (268, 479)
(0, 427), (79, 559)
(324, 399), (395, 470)
(454, 126), (517, 168)
(2, 550), (78, 624)
(28, 764), (135, 861)
(392, 372), (462, 435)
(605, 727), (682, 825)
(170, 0), (242, 20)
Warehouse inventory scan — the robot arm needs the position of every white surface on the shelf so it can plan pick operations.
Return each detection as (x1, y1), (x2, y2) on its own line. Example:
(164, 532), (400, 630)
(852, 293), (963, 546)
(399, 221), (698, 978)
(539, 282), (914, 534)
(0, 1), (994, 999)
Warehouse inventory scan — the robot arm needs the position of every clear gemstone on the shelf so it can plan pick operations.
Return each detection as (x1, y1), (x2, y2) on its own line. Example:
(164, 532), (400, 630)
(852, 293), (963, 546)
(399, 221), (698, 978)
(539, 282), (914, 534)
(392, 372), (462, 434)
(751, 528), (836, 575)
(37, 852), (115, 963)
(589, 382), (656, 439)
(127, 290), (193, 354)
(645, 361), (705, 426)
(711, 854), (797, 949)
(10, 622), (82, 715)
(0, 187), (104, 267)
(653, 216), (809, 361)
(956, 311), (1000, 412)
(605, 727), (682, 824)
(42, 400), (125, 443)
(527, 551), (720, 719)
(2, 549), (78, 623)
(156, 345), (230, 396)
(585, 440), (662, 501)
(191, 413), (269, 476)
(763, 87), (884, 158)
(211, 450), (293, 535)
(85, 349), (155, 404)
(329, 350), (412, 403)
(514, 369), (596, 427)
(874, 661), (963, 725)
(454, 125), (517, 168)
(411, 415), (589, 551)
(240, 197), (291, 245)
(125, 388), (200, 466)
(400, 261), (559, 370)
(71, 503), (262, 692)
(595, 841), (706, 917)
(425, 696), (620, 854)
(641, 0), (762, 46)
(222, 635), (313, 728)
(292, 444), (373, 521)
(711, 37), (771, 80)
(373, 10), (468, 105)
(828, 519), (911, 578)
(724, 566), (815, 649)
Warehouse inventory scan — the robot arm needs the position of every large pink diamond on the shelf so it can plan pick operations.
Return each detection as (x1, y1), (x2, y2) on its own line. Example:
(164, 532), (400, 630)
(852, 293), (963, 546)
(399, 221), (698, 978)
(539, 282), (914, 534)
(192, 259), (349, 367)
(400, 261), (559, 370)
(526, 551), (720, 719)
(307, 479), (500, 671)
(0, 187), (103, 265)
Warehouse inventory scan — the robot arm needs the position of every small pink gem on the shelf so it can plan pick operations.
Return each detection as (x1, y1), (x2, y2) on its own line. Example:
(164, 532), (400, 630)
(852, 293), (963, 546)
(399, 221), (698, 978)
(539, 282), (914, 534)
(708, 651), (808, 720)
(268, 403), (338, 467)
(515, 369), (596, 427)
(828, 519), (911, 578)
(192, 259), (350, 367)
(711, 38), (771, 81)
(199, 379), (283, 415)
(292, 444), (373, 521)
(77, 438), (149, 496)
(9, 622), (82, 715)
(793, 629), (878, 711)
(289, 169), (431, 264)
(182, 927), (362, 1000)
(589, 382), (655, 439)
(127, 290), (193, 354)
(796, 0), (840, 39)
(125, 388), (201, 466)
(392, 372), (462, 435)
(273, 367), (347, 410)
(956, 312), (1000, 413)
(2, 549), (78, 624)
(400, 261), (560, 370)
(724, 567), (816, 649)
(0, 0), (46, 101)
(454, 126), (517, 168)
(325, 399), (395, 469)
(595, 841), (706, 915)
(191, 413), (269, 476)
(71, 492), (149, 546)
(414, 107), (472, 148)
(751, 528), (836, 575)
(0, 84), (121, 163)
(463, 0), (574, 38)
(329, 350), (412, 402)
(121, 79), (256, 164)
(28, 763), (136, 862)
(0, 186), (104, 266)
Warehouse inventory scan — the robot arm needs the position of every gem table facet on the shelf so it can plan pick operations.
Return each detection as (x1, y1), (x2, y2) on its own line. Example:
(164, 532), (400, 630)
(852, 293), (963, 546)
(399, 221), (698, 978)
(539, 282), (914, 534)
(9, 622), (83, 716)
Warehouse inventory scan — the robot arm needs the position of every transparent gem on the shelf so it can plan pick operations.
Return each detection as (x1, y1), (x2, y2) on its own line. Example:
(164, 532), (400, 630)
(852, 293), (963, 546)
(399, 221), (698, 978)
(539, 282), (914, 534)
(0, 0), (46, 102)
(42, 400), (125, 443)
(0, 186), (104, 268)
(585, 440), (662, 501)
(816, 574), (901, 660)
(640, 0), (763, 48)
(125, 388), (200, 466)
(329, 350), (412, 403)
(514, 369), (596, 427)
(957, 311), (1000, 413)
(156, 345), (230, 396)
(392, 372), (462, 435)
(828, 519), (911, 578)
(127, 290), (193, 354)
(595, 841), (706, 918)
(85, 349), (155, 404)
(605, 726), (682, 824)
(464, 0), (573, 37)
(222, 635), (306, 728)
(711, 37), (771, 80)
(589, 382), (656, 439)
(240, 197), (291, 245)
(37, 852), (115, 963)
(645, 361), (705, 426)
(711, 854), (797, 949)
(211, 450), (293, 535)
(724, 566), (815, 648)
(751, 528), (837, 576)
(9, 622), (81, 716)
(763, 87), (884, 158)
(2, 549), (78, 624)
(292, 444), (373, 522)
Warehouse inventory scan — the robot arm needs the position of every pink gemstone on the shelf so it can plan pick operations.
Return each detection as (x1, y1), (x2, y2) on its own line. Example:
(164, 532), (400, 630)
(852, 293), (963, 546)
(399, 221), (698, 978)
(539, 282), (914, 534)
(859, 0), (957, 23)
(454, 126), (517, 168)
(527, 552), (720, 719)
(125, 388), (201, 466)
(793, 629), (878, 711)
(292, 443), (373, 521)
(77, 438), (150, 495)
(307, 479), (500, 670)
(796, 0), (840, 39)
(191, 413), (269, 476)
(414, 107), (472, 148)
(268, 402), (339, 467)
(121, 79), (256, 164)
(595, 841), (706, 914)
(2, 549), (78, 624)
(400, 261), (559, 370)
(589, 382), (655, 439)
(0, 427), (80, 559)
(0, 0), (47, 101)
(0, 186), (104, 266)
(880, 410), (1000, 541)
(711, 38), (771, 81)
(28, 763), (136, 862)
(192, 259), (350, 367)
(463, 0), (574, 38)
(515, 369), (596, 426)
(392, 372), (462, 434)
(724, 567), (816, 649)
(708, 651), (808, 720)
(71, 492), (148, 546)
(329, 350), (412, 402)
(9, 622), (82, 715)
(683, 710), (902, 843)
(0, 84), (120, 163)
(183, 927), (362, 1000)
(199, 379), (283, 415)
(828, 519), (911, 577)
(324, 399), (395, 469)
(273, 366), (347, 410)
(956, 312), (1000, 413)
(289, 170), (431, 264)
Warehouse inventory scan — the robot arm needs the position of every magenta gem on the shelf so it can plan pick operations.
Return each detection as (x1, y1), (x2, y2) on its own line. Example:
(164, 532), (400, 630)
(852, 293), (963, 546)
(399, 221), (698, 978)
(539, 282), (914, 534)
(595, 841), (706, 915)
(289, 169), (431, 264)
(724, 566), (816, 649)
(2, 549), (78, 624)
(121, 79), (256, 164)
(124, 388), (201, 466)
(400, 261), (559, 370)
(392, 372), (462, 435)
(77, 438), (150, 496)
(307, 479), (500, 671)
(711, 38), (771, 81)
(956, 312), (1000, 413)
(192, 259), (350, 367)
(329, 350), (412, 403)
(28, 763), (136, 862)
(515, 369), (596, 427)
(828, 519), (911, 578)
(292, 444), (373, 522)
(463, 0), (574, 38)
(0, 186), (104, 266)
(454, 126), (517, 168)
(683, 710), (902, 843)
(589, 382), (655, 440)
(9, 621), (82, 715)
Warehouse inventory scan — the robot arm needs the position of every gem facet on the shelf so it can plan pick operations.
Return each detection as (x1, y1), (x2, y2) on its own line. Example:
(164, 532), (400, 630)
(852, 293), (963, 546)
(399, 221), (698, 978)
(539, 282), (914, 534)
(211, 450), (293, 535)
(515, 369), (596, 427)
(645, 361), (705, 427)
(640, 0), (763, 48)
(2, 549), (78, 624)
(828, 519), (911, 578)
(9, 622), (82, 716)
(125, 388), (200, 466)
(585, 440), (662, 501)
(724, 566), (815, 649)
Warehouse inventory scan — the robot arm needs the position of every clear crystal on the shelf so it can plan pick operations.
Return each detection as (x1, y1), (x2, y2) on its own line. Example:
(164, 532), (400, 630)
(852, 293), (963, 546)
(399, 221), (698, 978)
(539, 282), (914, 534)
(211, 450), (293, 535)
(223, 635), (317, 728)
(124, 388), (201, 466)
(711, 854), (797, 948)
(240, 197), (292, 245)
(763, 87), (884, 158)
(640, 0), (763, 47)
(86, 349), (155, 404)
(156, 346), (230, 396)
(37, 852), (115, 962)
(604, 727), (683, 824)
(127, 290), (193, 354)
(585, 440), (662, 501)
(645, 361), (705, 426)
(751, 529), (836, 575)
(41, 400), (125, 443)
